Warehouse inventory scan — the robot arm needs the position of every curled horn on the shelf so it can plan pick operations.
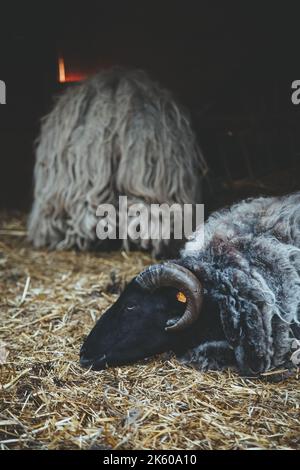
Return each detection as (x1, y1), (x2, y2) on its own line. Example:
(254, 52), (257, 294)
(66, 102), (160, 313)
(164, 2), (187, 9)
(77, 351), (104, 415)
(136, 262), (203, 331)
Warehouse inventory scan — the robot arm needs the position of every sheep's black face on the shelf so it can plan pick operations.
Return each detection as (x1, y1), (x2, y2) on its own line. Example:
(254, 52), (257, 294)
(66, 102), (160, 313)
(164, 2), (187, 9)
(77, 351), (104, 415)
(80, 279), (188, 370)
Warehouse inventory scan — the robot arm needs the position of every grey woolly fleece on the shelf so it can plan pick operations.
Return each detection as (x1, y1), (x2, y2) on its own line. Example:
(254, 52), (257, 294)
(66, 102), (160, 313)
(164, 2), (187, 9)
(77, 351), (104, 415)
(28, 67), (207, 257)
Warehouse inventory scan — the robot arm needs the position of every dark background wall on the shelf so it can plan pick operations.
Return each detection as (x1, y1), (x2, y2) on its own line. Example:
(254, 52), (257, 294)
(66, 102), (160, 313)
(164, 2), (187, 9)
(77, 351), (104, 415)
(0, 2), (300, 211)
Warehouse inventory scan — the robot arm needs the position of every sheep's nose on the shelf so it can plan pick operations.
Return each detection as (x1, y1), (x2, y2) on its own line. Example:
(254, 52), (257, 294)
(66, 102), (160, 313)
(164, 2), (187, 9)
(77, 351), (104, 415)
(79, 346), (93, 368)
(80, 355), (93, 368)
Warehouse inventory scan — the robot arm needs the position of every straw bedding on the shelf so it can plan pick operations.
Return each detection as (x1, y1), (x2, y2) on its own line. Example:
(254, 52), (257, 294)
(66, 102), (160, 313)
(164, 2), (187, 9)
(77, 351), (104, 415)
(0, 214), (299, 450)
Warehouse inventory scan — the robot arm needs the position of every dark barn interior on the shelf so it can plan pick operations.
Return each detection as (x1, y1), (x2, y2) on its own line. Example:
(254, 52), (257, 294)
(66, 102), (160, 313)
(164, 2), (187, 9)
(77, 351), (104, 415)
(1, 3), (300, 212)
(1, 2), (300, 451)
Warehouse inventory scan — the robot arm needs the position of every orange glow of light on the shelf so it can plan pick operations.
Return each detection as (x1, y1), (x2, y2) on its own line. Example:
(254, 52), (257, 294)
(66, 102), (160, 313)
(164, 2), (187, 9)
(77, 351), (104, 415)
(58, 56), (66, 83)
(58, 55), (89, 83)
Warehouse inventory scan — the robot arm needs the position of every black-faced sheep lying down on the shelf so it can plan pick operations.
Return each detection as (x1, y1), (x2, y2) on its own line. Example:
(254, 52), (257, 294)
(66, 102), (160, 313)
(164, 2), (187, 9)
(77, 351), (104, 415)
(80, 192), (300, 376)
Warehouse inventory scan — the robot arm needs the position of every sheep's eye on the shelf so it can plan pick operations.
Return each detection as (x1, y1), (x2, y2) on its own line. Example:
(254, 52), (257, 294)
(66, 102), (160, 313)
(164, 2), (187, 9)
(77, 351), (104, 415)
(176, 291), (187, 303)
(126, 304), (136, 311)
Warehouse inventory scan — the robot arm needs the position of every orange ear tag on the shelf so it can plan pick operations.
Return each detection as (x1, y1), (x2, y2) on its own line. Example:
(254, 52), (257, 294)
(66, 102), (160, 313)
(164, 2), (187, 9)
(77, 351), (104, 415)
(176, 291), (187, 303)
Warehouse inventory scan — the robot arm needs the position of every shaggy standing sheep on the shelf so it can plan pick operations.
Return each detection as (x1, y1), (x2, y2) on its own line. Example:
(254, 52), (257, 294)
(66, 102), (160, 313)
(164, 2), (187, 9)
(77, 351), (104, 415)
(28, 67), (207, 257)
(80, 192), (300, 377)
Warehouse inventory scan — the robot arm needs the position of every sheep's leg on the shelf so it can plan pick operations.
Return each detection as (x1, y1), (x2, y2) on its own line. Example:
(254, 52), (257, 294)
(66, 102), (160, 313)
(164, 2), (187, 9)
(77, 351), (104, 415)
(177, 340), (236, 371)
(234, 301), (295, 376)
(233, 302), (272, 376)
